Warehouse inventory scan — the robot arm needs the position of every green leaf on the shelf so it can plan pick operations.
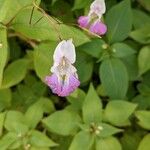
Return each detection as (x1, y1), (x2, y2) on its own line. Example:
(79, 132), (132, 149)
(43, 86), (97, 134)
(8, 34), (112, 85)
(12, 7), (58, 41)
(30, 130), (57, 147)
(9, 38), (21, 61)
(138, 134), (150, 150)
(34, 42), (56, 80)
(142, 71), (150, 87)
(69, 131), (94, 150)
(135, 111), (150, 130)
(120, 130), (142, 150)
(0, 0), (41, 23)
(132, 95), (150, 110)
(96, 136), (122, 150)
(12, 7), (89, 46)
(8, 139), (22, 149)
(50, 0), (74, 23)
(1, 59), (29, 88)
(25, 97), (55, 129)
(73, 0), (92, 10)
(104, 101), (137, 126)
(30, 147), (49, 150)
(96, 84), (107, 97)
(99, 58), (128, 99)
(138, 83), (150, 96)
(0, 132), (18, 150)
(98, 123), (123, 138)
(79, 123), (120, 138)
(59, 24), (90, 46)
(39, 97), (55, 114)
(0, 89), (11, 111)
(4, 111), (28, 134)
(112, 43), (136, 58)
(76, 50), (93, 84)
(106, 0), (132, 43)
(77, 39), (106, 58)
(0, 112), (6, 136)
(29, 81), (47, 98)
(138, 0), (150, 11)
(0, 26), (8, 86)
(11, 84), (38, 111)
(42, 110), (81, 136)
(25, 102), (43, 130)
(11, 81), (47, 112)
(130, 24), (150, 44)
(132, 9), (150, 29)
(121, 55), (138, 81)
(82, 84), (102, 124)
(67, 89), (86, 112)
(138, 46), (150, 75)
(50, 136), (72, 150)
(52, 0), (58, 5)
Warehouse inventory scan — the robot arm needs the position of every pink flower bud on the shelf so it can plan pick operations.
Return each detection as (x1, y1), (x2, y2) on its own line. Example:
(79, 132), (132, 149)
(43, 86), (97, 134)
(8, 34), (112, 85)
(90, 20), (107, 35)
(77, 16), (89, 28)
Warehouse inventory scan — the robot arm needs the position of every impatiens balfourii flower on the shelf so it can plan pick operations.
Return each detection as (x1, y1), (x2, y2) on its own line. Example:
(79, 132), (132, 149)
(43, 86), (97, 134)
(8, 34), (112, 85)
(78, 0), (107, 36)
(45, 39), (80, 97)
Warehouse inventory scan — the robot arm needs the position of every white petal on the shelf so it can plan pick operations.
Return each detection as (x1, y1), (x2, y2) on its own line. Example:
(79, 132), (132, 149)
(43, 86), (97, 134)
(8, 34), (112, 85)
(69, 65), (77, 74)
(53, 40), (65, 65)
(50, 64), (58, 73)
(89, 0), (106, 18)
(61, 39), (76, 64)
(53, 39), (76, 64)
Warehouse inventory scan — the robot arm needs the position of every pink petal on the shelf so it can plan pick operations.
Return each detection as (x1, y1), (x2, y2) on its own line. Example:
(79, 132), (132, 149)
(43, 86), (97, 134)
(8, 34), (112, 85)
(90, 20), (107, 35)
(59, 75), (80, 97)
(77, 16), (89, 28)
(45, 74), (61, 94)
(45, 74), (80, 97)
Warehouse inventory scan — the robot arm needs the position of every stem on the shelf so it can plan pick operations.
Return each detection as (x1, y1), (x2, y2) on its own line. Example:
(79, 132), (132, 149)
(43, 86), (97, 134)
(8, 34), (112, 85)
(56, 21), (102, 39)
(29, 6), (35, 25)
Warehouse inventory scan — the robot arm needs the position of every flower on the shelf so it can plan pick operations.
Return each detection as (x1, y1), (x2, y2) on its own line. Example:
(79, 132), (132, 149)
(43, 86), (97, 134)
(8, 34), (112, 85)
(77, 0), (107, 36)
(45, 39), (80, 97)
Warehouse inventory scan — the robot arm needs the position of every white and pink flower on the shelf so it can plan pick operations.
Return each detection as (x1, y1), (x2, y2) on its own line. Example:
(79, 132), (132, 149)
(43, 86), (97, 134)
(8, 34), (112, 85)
(45, 39), (80, 97)
(78, 0), (107, 36)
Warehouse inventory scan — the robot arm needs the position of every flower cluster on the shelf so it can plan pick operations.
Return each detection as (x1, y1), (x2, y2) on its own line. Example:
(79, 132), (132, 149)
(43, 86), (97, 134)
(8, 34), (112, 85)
(78, 0), (107, 36)
(45, 39), (80, 97)
(45, 0), (107, 97)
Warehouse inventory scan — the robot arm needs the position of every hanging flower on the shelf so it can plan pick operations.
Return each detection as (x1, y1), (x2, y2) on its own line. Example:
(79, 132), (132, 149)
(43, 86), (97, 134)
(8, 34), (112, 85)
(78, 0), (107, 36)
(45, 39), (80, 97)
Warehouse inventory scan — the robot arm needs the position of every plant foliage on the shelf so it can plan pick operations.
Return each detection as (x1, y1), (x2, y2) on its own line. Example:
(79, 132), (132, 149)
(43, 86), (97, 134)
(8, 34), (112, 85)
(0, 0), (150, 149)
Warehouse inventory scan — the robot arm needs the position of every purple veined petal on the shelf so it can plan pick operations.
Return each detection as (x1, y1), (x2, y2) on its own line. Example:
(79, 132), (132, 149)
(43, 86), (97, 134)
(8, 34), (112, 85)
(77, 16), (89, 28)
(89, 20), (107, 35)
(59, 74), (80, 97)
(45, 74), (80, 97)
(45, 74), (61, 94)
